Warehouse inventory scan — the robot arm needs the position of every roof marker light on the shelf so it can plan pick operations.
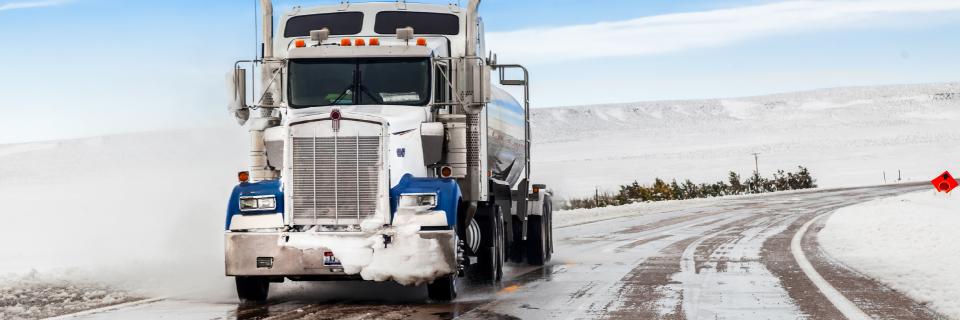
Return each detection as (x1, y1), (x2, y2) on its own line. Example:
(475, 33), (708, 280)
(369, 38), (380, 46)
(397, 27), (415, 41)
(310, 28), (330, 43)
(416, 38), (427, 46)
(294, 39), (306, 48)
(355, 38), (366, 46)
(340, 38), (352, 46)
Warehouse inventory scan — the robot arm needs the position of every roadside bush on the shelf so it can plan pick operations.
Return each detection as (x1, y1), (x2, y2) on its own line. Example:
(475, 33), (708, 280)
(562, 166), (816, 210)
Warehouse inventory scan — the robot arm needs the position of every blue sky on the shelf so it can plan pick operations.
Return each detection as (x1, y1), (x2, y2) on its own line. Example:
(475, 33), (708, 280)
(2, 0), (960, 143)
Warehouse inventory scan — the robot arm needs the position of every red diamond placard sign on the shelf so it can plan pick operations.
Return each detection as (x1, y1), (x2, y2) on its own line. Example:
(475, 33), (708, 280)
(932, 171), (958, 193)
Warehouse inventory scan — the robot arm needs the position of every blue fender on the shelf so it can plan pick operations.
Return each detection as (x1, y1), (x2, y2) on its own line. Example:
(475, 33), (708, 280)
(225, 180), (284, 230)
(389, 174), (461, 228)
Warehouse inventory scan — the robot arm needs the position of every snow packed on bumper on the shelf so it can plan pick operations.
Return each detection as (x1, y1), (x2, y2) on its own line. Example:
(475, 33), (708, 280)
(282, 223), (453, 286)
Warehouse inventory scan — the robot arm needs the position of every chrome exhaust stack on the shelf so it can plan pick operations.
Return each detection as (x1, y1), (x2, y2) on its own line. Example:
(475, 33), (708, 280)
(462, 0), (486, 202)
(250, 0), (277, 182)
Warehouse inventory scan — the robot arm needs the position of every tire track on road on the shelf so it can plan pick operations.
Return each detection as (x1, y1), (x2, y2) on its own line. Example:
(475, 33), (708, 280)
(600, 214), (759, 319)
(762, 184), (942, 319)
(803, 212), (945, 319)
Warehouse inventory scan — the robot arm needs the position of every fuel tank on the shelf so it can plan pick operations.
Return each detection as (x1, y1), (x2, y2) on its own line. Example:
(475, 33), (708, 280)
(486, 87), (527, 187)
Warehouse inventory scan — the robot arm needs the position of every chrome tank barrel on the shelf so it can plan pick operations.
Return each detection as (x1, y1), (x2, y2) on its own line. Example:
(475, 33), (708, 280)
(486, 87), (527, 187)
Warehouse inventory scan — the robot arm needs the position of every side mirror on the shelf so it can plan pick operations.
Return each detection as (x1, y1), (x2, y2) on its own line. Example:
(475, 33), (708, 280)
(499, 68), (527, 86)
(228, 68), (250, 125)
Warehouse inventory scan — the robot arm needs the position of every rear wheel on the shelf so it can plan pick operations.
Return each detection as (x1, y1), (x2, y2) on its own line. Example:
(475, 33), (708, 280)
(509, 216), (525, 263)
(470, 203), (504, 282)
(527, 200), (554, 265)
(526, 215), (548, 265)
(494, 208), (505, 281)
(427, 274), (458, 301)
(545, 200), (554, 261)
(235, 277), (269, 303)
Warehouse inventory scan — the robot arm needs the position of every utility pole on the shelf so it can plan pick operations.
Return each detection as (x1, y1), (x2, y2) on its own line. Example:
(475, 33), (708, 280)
(595, 186), (600, 208)
(752, 153), (760, 176)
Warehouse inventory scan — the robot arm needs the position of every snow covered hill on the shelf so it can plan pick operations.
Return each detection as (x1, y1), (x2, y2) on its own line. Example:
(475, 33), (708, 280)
(533, 82), (960, 197)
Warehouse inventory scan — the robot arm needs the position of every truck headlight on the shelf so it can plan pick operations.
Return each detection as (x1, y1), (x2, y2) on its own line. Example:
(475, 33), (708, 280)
(394, 193), (447, 227)
(239, 196), (277, 212)
(399, 193), (437, 209)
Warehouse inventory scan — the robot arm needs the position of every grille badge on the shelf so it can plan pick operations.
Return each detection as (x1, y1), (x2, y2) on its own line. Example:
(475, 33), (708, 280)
(331, 109), (341, 132)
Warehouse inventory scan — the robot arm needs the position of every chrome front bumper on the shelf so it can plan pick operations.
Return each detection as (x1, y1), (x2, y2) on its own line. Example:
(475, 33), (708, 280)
(224, 230), (456, 277)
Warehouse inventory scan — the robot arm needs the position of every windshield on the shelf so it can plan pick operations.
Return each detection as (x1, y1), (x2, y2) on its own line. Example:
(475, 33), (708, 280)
(288, 58), (431, 108)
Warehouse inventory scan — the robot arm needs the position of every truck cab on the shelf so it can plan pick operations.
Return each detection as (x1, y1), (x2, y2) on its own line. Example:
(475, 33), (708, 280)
(224, 1), (552, 303)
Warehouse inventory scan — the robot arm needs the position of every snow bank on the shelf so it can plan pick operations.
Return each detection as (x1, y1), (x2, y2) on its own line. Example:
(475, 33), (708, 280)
(285, 224), (453, 286)
(820, 190), (960, 318)
(0, 270), (139, 320)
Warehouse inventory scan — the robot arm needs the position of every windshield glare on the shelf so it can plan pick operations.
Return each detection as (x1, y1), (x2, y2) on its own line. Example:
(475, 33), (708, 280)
(288, 58), (431, 108)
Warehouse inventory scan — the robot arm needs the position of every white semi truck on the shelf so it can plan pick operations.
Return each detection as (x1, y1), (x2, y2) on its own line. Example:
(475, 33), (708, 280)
(223, 0), (553, 302)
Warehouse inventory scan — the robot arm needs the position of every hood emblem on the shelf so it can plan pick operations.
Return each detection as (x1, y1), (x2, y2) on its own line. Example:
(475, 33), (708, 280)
(331, 109), (342, 132)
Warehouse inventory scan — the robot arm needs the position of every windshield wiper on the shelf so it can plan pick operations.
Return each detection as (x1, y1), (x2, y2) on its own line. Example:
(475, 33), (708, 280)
(328, 69), (359, 106)
(329, 84), (354, 106)
(357, 85), (384, 105)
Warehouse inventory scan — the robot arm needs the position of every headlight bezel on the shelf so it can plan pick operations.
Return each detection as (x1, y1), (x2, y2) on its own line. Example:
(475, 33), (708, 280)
(239, 195), (278, 212)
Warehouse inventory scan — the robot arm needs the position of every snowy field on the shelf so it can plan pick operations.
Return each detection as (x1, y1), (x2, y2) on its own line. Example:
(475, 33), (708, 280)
(820, 190), (960, 319)
(0, 127), (250, 318)
(534, 82), (960, 198)
(0, 82), (958, 318)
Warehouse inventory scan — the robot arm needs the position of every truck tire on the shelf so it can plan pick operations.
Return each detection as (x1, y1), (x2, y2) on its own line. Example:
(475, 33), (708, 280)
(470, 203), (504, 282)
(509, 216), (525, 263)
(427, 274), (458, 301)
(494, 207), (505, 281)
(526, 214), (548, 266)
(527, 200), (553, 265)
(235, 277), (269, 303)
(546, 201), (554, 261)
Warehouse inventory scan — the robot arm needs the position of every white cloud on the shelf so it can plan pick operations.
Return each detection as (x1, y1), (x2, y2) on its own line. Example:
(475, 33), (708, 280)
(488, 0), (960, 63)
(0, 0), (68, 11)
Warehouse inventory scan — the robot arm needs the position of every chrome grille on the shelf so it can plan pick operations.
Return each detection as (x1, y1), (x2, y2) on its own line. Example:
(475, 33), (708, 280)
(291, 135), (381, 225)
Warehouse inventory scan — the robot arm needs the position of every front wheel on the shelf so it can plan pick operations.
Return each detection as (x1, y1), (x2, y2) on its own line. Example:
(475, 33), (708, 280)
(427, 274), (458, 301)
(235, 277), (269, 303)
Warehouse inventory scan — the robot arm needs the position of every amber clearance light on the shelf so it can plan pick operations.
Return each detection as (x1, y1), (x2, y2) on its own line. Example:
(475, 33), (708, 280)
(440, 166), (453, 178)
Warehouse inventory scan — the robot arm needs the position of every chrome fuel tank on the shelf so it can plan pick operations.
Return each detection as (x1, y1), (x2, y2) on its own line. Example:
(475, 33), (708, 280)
(487, 87), (526, 187)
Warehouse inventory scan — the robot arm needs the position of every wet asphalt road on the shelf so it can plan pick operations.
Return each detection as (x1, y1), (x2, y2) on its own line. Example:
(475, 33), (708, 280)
(68, 183), (944, 320)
